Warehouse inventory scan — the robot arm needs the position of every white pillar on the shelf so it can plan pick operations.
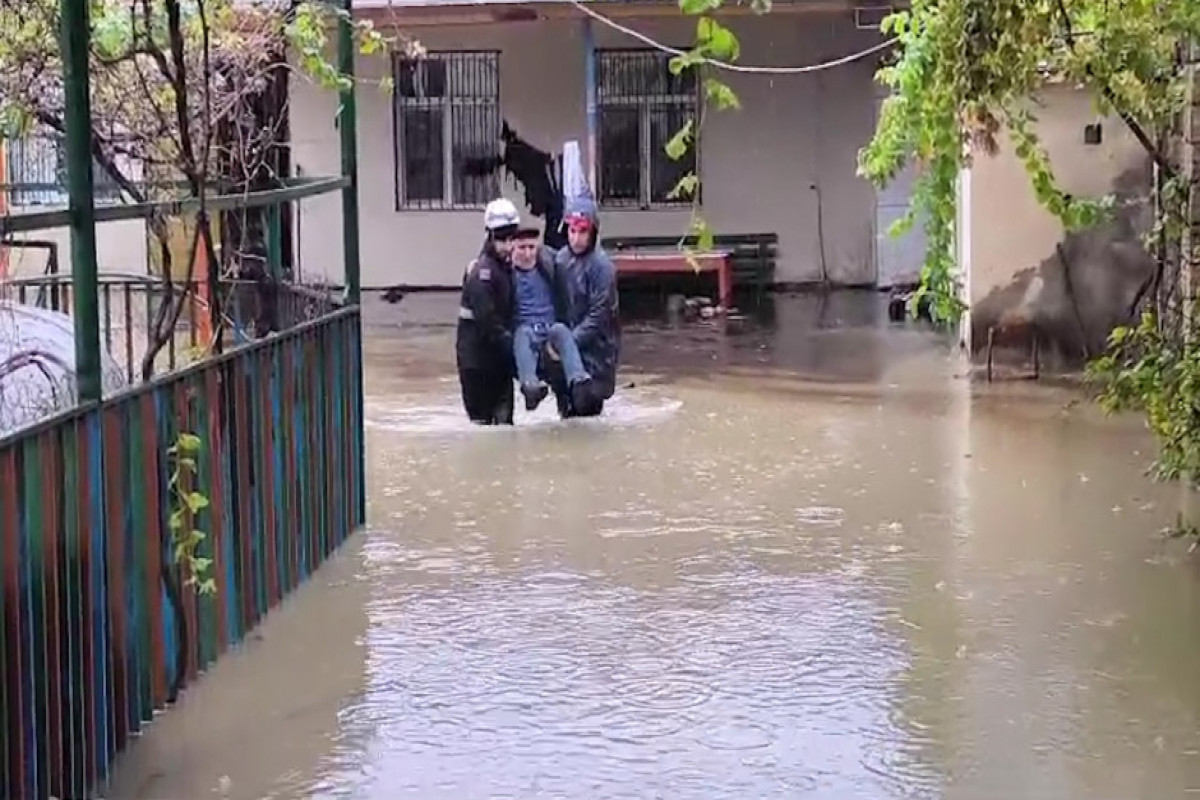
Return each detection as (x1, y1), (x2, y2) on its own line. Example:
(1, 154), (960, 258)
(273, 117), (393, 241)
(956, 164), (973, 353)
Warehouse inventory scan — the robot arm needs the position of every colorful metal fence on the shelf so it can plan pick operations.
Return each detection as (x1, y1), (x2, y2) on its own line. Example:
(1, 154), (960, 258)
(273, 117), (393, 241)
(0, 306), (365, 800)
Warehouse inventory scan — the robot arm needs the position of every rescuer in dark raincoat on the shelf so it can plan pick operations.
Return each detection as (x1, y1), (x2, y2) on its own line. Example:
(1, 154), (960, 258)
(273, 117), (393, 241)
(456, 198), (521, 425)
(539, 195), (620, 419)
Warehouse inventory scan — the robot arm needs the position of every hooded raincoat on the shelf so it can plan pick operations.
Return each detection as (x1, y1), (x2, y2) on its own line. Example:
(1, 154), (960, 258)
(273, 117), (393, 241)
(552, 197), (620, 401)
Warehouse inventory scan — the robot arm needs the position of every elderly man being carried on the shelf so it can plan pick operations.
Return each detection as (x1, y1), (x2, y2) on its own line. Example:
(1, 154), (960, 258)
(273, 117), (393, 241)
(508, 226), (593, 412)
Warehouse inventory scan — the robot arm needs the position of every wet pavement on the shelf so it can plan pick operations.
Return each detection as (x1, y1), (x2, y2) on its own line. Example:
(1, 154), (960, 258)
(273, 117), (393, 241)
(104, 292), (1200, 799)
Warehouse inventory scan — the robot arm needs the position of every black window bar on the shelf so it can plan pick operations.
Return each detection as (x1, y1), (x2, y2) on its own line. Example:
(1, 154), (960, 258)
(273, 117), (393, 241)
(597, 49), (699, 209)
(393, 50), (501, 210)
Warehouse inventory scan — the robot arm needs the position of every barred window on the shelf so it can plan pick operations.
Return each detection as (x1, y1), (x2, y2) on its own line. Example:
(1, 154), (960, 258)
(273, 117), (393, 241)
(393, 51), (501, 210)
(4, 135), (126, 208)
(597, 49), (698, 208)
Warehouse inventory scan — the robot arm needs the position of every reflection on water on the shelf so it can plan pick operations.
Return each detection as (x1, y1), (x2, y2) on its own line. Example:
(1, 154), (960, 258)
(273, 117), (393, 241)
(104, 299), (1200, 799)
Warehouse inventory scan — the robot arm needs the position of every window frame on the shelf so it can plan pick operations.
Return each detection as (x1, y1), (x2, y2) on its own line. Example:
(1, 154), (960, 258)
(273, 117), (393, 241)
(391, 49), (502, 212)
(595, 47), (701, 211)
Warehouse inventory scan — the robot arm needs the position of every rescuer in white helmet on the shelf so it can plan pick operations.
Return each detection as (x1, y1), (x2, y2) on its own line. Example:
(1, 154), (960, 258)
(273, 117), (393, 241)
(455, 198), (523, 425)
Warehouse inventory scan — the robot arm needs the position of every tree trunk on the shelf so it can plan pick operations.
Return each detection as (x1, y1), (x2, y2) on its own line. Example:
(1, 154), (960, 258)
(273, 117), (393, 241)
(216, 52), (290, 335)
(1183, 48), (1199, 317)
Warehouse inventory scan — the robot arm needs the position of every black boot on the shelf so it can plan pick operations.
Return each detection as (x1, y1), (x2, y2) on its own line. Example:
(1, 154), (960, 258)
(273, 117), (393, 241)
(521, 382), (549, 411)
(570, 377), (594, 414)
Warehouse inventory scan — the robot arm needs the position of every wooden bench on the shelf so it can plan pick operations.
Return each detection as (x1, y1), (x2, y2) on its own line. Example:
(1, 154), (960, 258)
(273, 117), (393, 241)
(601, 233), (778, 303)
(611, 250), (733, 308)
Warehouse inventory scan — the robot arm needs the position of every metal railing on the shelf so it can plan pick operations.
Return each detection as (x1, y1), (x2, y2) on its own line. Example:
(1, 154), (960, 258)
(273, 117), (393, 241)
(0, 306), (365, 799)
(3, 273), (344, 383)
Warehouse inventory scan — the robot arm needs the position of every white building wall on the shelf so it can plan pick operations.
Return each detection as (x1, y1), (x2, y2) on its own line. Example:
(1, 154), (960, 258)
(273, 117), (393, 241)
(290, 10), (886, 288)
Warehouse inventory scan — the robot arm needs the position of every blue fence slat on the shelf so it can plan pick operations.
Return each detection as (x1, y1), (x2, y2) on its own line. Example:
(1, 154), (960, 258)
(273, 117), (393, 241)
(87, 414), (110, 782)
(270, 345), (285, 604)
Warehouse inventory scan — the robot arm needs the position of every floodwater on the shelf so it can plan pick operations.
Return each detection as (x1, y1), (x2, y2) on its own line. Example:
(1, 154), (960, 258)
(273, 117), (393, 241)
(104, 292), (1200, 799)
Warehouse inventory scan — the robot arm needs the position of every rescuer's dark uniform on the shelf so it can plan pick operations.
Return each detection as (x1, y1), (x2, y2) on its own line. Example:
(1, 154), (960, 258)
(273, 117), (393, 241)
(456, 244), (516, 425)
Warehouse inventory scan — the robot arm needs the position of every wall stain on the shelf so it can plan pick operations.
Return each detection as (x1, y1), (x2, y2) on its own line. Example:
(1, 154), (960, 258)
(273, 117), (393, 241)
(971, 159), (1154, 371)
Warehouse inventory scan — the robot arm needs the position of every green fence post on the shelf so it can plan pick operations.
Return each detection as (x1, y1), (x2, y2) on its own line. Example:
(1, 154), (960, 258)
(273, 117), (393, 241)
(61, 0), (103, 402)
(338, 0), (361, 305)
(336, 0), (366, 527)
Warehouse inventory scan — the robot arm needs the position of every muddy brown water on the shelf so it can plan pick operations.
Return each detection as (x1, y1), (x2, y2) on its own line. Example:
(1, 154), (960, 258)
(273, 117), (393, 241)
(104, 293), (1200, 799)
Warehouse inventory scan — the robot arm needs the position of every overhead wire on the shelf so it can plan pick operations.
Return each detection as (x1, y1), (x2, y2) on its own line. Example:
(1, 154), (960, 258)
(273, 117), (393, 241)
(568, 0), (900, 75)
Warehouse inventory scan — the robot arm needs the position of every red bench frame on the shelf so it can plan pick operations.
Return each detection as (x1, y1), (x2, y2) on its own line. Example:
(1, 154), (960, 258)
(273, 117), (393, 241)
(611, 251), (733, 309)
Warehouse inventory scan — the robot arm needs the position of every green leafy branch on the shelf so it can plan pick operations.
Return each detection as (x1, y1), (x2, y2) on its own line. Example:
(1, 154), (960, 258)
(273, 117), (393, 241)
(856, 0), (1198, 326)
(666, 0), (761, 266)
(665, 0), (1200, 515)
(856, 0), (1200, 510)
(1085, 170), (1200, 508)
(287, 1), (419, 95)
(1086, 307), (1200, 491)
(167, 431), (215, 595)
(855, 3), (969, 324)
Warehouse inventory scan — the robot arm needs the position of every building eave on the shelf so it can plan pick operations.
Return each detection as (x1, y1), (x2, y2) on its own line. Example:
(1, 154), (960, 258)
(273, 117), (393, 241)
(355, 0), (871, 27)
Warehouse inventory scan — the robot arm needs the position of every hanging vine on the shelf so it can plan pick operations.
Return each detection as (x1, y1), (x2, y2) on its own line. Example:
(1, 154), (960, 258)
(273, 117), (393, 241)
(668, 0), (1196, 320)
(167, 430), (215, 595)
(668, 0), (1200, 503)
(665, 0), (759, 258)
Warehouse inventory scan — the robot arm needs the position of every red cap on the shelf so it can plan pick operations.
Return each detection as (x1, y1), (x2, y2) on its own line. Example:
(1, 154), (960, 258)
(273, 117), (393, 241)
(566, 214), (593, 232)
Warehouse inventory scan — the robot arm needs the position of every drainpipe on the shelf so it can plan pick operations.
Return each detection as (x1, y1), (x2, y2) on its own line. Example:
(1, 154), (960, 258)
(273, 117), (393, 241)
(583, 17), (598, 192)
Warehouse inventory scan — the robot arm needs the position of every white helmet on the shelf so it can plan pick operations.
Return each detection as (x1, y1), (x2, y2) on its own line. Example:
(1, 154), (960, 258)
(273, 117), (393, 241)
(483, 198), (520, 231)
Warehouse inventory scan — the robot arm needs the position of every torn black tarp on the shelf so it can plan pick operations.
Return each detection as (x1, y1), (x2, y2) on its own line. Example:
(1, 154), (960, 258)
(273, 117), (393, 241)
(463, 122), (566, 250)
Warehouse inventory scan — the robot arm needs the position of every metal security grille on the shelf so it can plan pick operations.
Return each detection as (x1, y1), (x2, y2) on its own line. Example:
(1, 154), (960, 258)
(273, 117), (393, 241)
(393, 51), (501, 210)
(4, 135), (124, 207)
(597, 49), (698, 208)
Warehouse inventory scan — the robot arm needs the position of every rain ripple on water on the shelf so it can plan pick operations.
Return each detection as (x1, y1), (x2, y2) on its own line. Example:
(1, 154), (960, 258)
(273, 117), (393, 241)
(304, 553), (941, 799)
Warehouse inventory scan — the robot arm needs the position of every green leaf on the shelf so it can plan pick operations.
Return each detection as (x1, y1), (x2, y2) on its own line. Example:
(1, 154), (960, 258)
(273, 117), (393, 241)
(689, 216), (715, 252)
(185, 492), (210, 513)
(886, 215), (914, 238)
(679, 0), (723, 15)
(707, 25), (739, 62)
(668, 173), (700, 200)
(359, 31), (383, 55)
(696, 17), (740, 62)
(92, 9), (133, 60)
(704, 78), (740, 110)
(176, 432), (202, 454)
(664, 119), (694, 160)
(669, 52), (705, 74)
